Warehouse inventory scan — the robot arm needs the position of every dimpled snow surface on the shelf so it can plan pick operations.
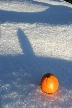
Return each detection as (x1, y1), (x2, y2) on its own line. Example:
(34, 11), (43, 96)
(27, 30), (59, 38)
(0, 0), (72, 108)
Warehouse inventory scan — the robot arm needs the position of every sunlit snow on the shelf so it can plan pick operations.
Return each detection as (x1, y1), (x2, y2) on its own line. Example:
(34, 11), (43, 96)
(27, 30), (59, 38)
(0, 0), (72, 108)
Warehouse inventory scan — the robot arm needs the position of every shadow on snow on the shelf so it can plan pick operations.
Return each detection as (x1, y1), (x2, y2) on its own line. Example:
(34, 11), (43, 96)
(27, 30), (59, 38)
(0, 28), (72, 107)
(0, 2), (72, 25)
(0, 0), (72, 106)
(0, 28), (72, 89)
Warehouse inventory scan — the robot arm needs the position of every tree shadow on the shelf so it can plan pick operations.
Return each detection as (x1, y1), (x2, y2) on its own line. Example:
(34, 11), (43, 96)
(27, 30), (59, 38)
(0, 1), (72, 25)
(0, 28), (72, 107)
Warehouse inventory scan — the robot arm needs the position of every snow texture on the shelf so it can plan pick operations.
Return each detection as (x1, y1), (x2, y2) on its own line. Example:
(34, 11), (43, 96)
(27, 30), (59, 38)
(0, 0), (72, 108)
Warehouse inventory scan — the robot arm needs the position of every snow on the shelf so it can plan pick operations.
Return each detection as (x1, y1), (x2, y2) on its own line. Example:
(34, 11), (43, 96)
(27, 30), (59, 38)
(0, 0), (72, 108)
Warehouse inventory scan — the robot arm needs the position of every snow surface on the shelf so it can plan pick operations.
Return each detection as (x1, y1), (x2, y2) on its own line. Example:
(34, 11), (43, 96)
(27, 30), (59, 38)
(0, 0), (72, 108)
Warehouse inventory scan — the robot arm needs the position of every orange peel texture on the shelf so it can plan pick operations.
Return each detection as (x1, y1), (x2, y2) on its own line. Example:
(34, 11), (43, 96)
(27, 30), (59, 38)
(41, 73), (59, 94)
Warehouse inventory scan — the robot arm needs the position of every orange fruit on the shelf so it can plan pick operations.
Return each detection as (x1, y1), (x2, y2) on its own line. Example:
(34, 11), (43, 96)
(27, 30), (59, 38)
(41, 73), (59, 94)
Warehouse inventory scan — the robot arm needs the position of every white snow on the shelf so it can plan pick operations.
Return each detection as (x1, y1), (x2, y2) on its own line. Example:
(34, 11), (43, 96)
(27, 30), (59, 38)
(0, 0), (72, 108)
(0, 1), (49, 12)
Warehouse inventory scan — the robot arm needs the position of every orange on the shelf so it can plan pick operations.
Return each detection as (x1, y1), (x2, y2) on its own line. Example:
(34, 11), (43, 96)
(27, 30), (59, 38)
(41, 73), (59, 94)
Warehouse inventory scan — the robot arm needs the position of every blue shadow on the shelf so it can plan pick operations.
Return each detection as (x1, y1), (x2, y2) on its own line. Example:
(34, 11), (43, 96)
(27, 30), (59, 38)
(0, 28), (72, 107)
(0, 28), (72, 89)
(0, 2), (72, 25)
